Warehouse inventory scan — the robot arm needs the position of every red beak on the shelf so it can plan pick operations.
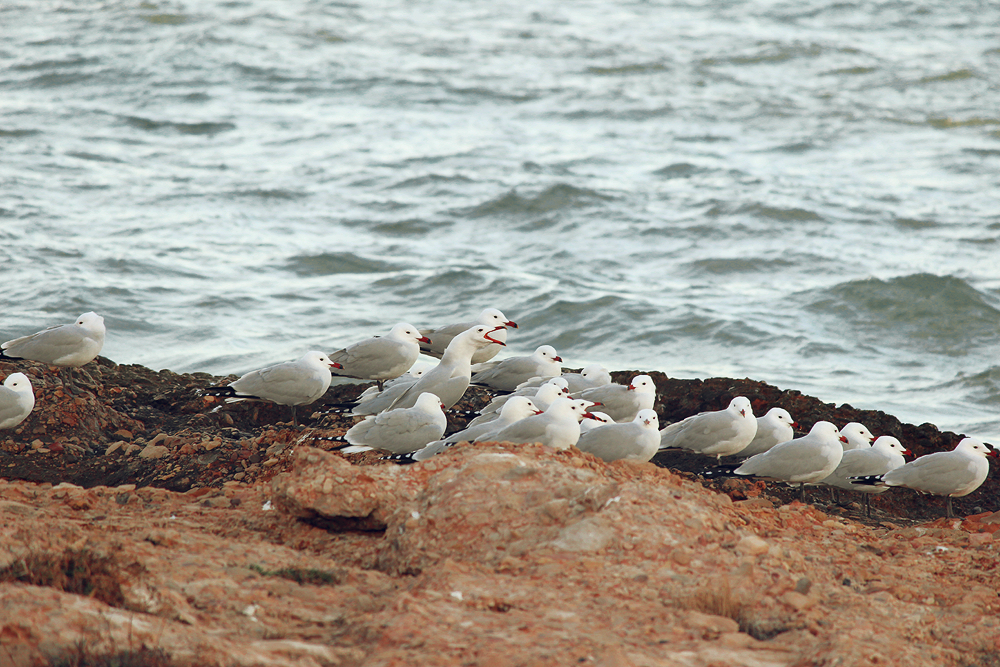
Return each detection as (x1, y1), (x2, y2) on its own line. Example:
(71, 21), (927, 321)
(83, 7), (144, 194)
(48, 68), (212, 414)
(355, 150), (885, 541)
(583, 412), (599, 420)
(839, 435), (849, 444)
(330, 362), (343, 369)
(791, 422), (799, 428)
(533, 409), (543, 415)
(902, 449), (913, 456)
(739, 409), (746, 417)
(484, 326), (506, 345)
(553, 356), (563, 363)
(418, 336), (432, 344)
(627, 385), (635, 391)
(505, 320), (518, 329)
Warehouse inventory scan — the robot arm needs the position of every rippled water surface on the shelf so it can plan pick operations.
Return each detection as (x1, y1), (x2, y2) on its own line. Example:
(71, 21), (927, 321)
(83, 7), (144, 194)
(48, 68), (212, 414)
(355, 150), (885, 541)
(2, 0), (999, 438)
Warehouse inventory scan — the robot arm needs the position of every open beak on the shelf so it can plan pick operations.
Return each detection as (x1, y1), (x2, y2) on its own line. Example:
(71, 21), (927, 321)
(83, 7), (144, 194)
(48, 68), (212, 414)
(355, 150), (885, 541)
(418, 335), (432, 344)
(484, 326), (506, 346)
(505, 320), (518, 329)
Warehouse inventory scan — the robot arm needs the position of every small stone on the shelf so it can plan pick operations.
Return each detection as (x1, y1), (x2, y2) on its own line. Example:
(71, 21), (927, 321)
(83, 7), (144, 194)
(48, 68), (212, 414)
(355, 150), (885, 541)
(735, 535), (770, 556)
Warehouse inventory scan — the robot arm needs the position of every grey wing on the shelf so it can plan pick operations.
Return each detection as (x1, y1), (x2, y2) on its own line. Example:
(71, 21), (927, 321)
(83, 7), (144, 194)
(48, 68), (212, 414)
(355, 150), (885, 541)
(0, 387), (27, 426)
(352, 379), (414, 415)
(737, 442), (825, 480)
(332, 338), (414, 380)
(3, 325), (85, 363)
(883, 454), (979, 495)
(666, 413), (738, 453)
(477, 415), (546, 444)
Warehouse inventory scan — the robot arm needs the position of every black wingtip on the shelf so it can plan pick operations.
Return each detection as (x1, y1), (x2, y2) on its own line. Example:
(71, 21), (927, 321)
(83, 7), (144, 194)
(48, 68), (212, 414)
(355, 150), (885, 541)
(850, 475), (883, 487)
(312, 435), (350, 449)
(202, 386), (237, 397)
(382, 452), (419, 465)
(701, 463), (742, 479)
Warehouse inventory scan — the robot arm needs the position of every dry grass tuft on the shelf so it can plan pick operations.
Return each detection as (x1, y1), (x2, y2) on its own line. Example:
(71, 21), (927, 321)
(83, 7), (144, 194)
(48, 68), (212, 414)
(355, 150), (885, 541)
(680, 577), (792, 641)
(0, 548), (143, 609)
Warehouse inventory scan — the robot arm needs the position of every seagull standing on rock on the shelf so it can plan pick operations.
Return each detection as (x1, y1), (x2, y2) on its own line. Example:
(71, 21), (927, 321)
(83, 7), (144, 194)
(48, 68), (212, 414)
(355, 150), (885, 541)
(203, 351), (340, 427)
(576, 409), (660, 463)
(470, 345), (563, 392)
(1, 312), (106, 385)
(465, 378), (569, 427)
(727, 420), (847, 502)
(419, 308), (517, 365)
(329, 322), (430, 388)
(331, 392), (448, 455)
(739, 407), (797, 456)
(851, 438), (996, 518)
(658, 396), (757, 459)
(822, 435), (910, 517)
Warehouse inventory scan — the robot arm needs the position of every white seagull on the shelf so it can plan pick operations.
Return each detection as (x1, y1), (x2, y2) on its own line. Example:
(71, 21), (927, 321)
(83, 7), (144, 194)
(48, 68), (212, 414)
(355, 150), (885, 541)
(204, 351), (339, 426)
(739, 407), (797, 456)
(395, 395), (543, 463)
(822, 435), (910, 517)
(731, 421), (847, 502)
(329, 322), (430, 386)
(465, 377), (569, 427)
(476, 397), (595, 450)
(658, 396), (757, 459)
(580, 411), (614, 432)
(351, 325), (506, 415)
(840, 422), (875, 450)
(574, 374), (656, 423)
(470, 345), (563, 392)
(516, 364), (612, 394)
(576, 409), (660, 463)
(1, 312), (106, 368)
(335, 393), (447, 455)
(0, 373), (35, 430)
(420, 308), (517, 365)
(852, 438), (996, 518)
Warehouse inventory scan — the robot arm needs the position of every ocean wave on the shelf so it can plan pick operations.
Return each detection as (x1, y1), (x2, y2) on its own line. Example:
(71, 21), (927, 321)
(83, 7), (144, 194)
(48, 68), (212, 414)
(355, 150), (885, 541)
(458, 184), (612, 219)
(284, 252), (402, 276)
(804, 273), (1000, 352)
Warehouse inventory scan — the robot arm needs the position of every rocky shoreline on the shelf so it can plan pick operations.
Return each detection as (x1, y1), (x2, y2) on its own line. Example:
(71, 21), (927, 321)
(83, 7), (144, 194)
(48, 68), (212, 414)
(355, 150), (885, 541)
(0, 357), (998, 666)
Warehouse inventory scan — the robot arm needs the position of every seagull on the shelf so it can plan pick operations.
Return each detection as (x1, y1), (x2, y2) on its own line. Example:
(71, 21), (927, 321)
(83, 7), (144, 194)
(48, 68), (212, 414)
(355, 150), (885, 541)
(331, 393), (447, 455)
(203, 351), (340, 426)
(658, 396), (757, 459)
(329, 322), (430, 387)
(476, 397), (595, 450)
(727, 421), (847, 502)
(576, 409), (660, 463)
(822, 436), (910, 517)
(390, 396), (543, 463)
(851, 438), (997, 518)
(465, 377), (569, 427)
(0, 373), (35, 430)
(420, 308), (517, 365)
(573, 374), (656, 423)
(515, 364), (612, 394)
(470, 345), (563, 392)
(349, 325), (506, 415)
(840, 422), (875, 450)
(1, 312), (106, 381)
(739, 407), (798, 457)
